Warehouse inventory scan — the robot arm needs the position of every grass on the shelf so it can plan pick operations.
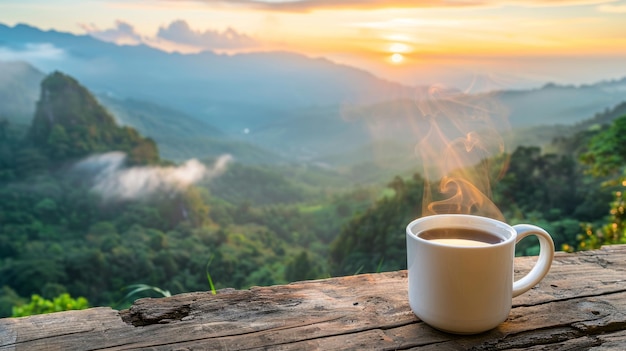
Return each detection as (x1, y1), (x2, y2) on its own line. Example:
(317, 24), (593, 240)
(206, 254), (217, 295)
(122, 284), (171, 302)
(353, 257), (385, 275)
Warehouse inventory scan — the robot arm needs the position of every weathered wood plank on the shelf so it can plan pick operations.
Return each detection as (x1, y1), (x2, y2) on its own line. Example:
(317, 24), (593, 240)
(1, 245), (625, 351)
(0, 307), (128, 351)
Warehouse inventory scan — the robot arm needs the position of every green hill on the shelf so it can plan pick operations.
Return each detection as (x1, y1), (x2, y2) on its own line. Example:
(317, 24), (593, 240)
(27, 71), (159, 165)
(0, 70), (372, 317)
(0, 60), (284, 164)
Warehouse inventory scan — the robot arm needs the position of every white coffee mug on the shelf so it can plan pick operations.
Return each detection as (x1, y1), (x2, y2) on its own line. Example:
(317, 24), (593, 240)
(406, 214), (555, 334)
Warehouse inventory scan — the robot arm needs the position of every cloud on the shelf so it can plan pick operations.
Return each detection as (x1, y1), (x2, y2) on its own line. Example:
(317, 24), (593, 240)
(79, 19), (259, 51)
(80, 20), (144, 45)
(156, 20), (259, 50)
(73, 152), (233, 201)
(597, 3), (626, 12)
(0, 43), (66, 61)
(164, 0), (475, 12)
(168, 0), (617, 12)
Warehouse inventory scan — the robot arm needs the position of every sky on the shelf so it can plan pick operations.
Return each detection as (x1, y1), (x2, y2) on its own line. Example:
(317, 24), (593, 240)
(1, 0), (626, 90)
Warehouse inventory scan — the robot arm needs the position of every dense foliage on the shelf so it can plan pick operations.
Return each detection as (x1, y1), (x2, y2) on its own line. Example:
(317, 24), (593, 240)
(330, 174), (424, 276)
(1, 71), (625, 317)
(329, 150), (610, 272)
(0, 72), (376, 314)
(576, 115), (626, 249)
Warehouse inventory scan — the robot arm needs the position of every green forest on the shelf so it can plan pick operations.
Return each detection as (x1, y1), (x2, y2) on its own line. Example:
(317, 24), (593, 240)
(1, 71), (626, 317)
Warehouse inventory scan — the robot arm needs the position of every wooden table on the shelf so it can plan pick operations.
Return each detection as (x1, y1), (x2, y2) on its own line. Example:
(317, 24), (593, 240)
(1, 245), (626, 350)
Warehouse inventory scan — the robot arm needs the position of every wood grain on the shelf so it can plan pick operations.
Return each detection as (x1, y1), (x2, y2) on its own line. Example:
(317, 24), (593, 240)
(1, 245), (626, 350)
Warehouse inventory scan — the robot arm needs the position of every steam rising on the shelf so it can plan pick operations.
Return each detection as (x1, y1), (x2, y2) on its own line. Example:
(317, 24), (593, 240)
(74, 152), (232, 200)
(415, 85), (509, 220)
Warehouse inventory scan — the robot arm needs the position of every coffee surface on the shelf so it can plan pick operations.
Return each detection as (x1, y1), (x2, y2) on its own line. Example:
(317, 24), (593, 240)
(419, 227), (504, 247)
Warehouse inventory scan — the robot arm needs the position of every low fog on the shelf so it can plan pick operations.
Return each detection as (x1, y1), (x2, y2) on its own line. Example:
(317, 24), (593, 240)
(72, 151), (232, 201)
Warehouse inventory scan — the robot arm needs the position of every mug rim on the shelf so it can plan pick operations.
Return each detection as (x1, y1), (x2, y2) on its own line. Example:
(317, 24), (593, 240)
(406, 214), (516, 248)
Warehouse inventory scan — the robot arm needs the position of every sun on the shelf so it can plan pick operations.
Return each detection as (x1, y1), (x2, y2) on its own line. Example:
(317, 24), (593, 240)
(390, 53), (404, 64)
(387, 42), (409, 65)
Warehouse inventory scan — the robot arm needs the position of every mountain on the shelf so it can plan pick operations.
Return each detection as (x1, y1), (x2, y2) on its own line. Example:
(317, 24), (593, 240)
(501, 100), (626, 154)
(97, 96), (223, 139)
(495, 80), (626, 128)
(29, 71), (159, 165)
(3, 22), (626, 169)
(0, 60), (283, 163)
(571, 101), (626, 133)
(100, 96), (316, 162)
(0, 23), (416, 164)
(0, 23), (412, 127)
(94, 95), (285, 164)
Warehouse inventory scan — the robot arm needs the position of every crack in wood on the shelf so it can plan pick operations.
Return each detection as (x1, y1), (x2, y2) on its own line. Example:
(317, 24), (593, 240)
(93, 315), (349, 351)
(572, 319), (626, 334)
(513, 288), (626, 308)
(0, 328), (97, 348)
(120, 304), (191, 327)
(476, 326), (587, 350)
(469, 316), (626, 350)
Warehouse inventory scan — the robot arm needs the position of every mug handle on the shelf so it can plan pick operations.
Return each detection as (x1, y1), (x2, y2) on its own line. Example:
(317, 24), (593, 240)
(511, 224), (555, 297)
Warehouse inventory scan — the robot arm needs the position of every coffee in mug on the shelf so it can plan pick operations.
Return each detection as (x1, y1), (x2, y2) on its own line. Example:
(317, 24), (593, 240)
(419, 227), (504, 247)
(406, 214), (554, 334)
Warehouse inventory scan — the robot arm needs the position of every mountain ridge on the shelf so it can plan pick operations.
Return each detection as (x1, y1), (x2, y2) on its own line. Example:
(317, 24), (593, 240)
(2, 22), (626, 169)
(0, 61), (284, 164)
(0, 23), (414, 114)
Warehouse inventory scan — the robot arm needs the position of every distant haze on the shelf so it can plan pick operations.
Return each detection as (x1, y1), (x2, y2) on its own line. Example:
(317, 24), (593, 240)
(1, 24), (626, 171)
(1, 0), (626, 91)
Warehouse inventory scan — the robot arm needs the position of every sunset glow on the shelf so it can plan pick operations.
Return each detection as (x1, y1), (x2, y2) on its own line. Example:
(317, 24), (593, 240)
(1, 0), (626, 89)
(390, 53), (404, 64)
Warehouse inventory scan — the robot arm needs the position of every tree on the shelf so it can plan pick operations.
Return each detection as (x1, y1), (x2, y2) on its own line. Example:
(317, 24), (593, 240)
(0, 286), (25, 317)
(576, 187), (626, 250)
(576, 115), (626, 250)
(285, 251), (319, 282)
(330, 173), (424, 276)
(47, 124), (71, 159)
(580, 115), (626, 180)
